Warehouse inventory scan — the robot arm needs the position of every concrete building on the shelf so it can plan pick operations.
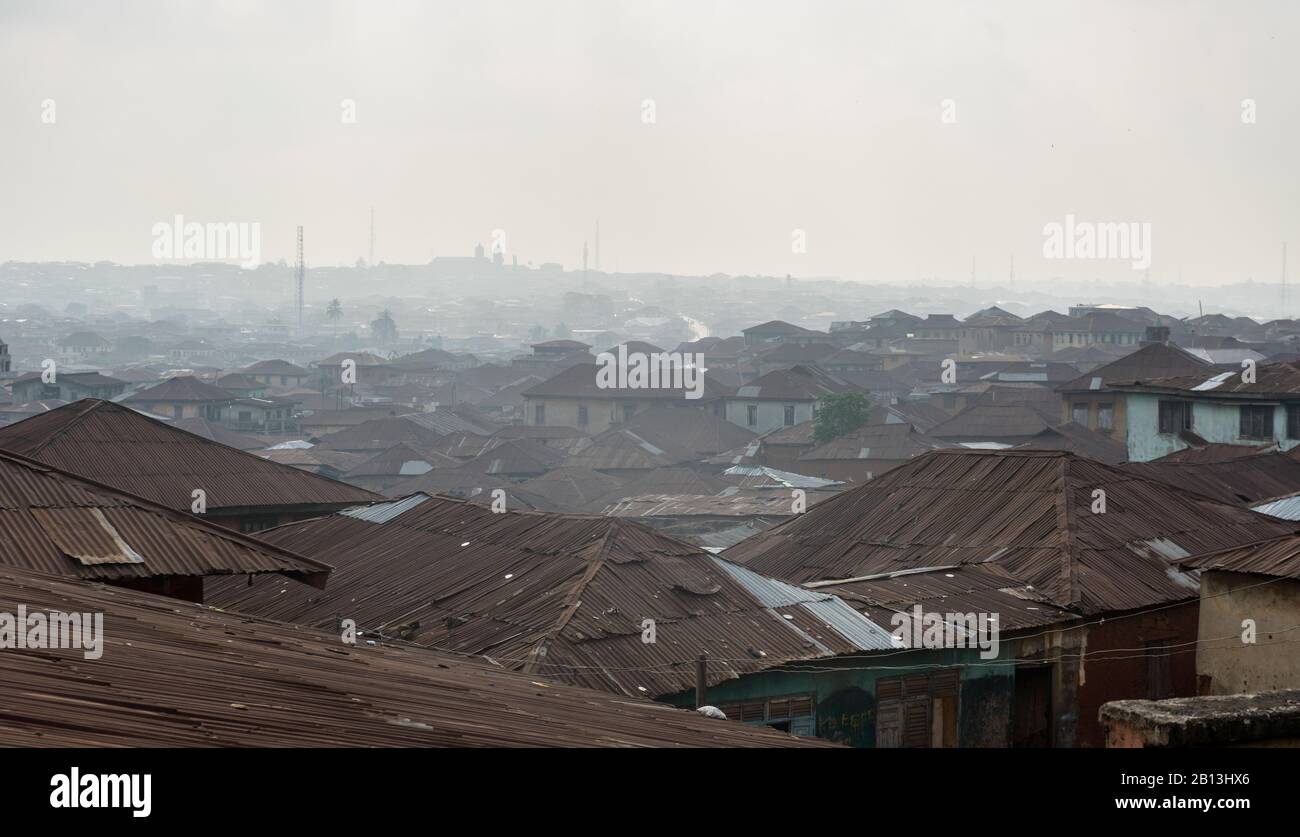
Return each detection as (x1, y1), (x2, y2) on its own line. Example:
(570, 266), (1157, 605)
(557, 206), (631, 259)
(723, 365), (859, 435)
(1111, 360), (1300, 461)
(1178, 533), (1300, 696)
(522, 362), (728, 434)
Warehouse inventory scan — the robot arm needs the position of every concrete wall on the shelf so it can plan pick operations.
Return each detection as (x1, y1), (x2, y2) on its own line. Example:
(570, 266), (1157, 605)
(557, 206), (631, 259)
(724, 399), (815, 435)
(1125, 393), (1300, 461)
(1196, 570), (1300, 696)
(664, 647), (1016, 748)
(524, 395), (719, 433)
(1059, 391), (1128, 440)
(1072, 601), (1200, 747)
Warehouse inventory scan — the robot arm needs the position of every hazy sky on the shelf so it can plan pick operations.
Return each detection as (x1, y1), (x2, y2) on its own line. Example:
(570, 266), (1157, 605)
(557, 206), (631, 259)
(2, 0), (1297, 285)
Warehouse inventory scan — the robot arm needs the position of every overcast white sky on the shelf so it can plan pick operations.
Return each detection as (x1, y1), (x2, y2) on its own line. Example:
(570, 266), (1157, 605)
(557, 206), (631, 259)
(1, 0), (1296, 285)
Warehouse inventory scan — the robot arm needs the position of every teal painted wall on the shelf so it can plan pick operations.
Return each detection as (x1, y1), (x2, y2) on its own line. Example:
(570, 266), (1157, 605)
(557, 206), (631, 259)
(663, 646), (1017, 748)
(1126, 393), (1300, 462)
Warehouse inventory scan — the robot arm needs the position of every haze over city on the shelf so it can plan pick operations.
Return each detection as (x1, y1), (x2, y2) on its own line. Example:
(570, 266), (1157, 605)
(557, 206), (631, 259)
(5, 0), (1300, 789)
(3, 0), (1297, 284)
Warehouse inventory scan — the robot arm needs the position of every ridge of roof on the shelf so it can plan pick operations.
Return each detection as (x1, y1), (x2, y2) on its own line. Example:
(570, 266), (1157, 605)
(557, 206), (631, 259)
(0, 399), (379, 508)
(0, 445), (333, 586)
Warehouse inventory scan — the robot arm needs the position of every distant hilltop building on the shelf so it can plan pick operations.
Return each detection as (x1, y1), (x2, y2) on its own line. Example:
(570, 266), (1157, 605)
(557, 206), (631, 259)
(0, 334), (10, 374)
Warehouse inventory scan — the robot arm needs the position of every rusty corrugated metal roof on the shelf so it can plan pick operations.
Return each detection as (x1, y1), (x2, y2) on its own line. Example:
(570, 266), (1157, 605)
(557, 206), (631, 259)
(0, 565), (829, 747)
(1180, 533), (1300, 581)
(0, 448), (331, 585)
(811, 565), (1080, 633)
(0, 399), (378, 512)
(1120, 453), (1300, 506)
(206, 493), (897, 699)
(721, 449), (1296, 616)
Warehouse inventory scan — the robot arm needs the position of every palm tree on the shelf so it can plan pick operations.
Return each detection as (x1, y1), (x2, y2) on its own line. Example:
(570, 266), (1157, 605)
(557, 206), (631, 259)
(370, 309), (399, 345)
(326, 299), (343, 344)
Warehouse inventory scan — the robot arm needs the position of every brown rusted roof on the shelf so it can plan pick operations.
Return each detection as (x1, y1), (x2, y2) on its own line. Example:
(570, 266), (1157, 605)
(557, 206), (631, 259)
(722, 449), (1296, 615)
(460, 437), (566, 477)
(1058, 342), (1211, 392)
(566, 426), (695, 471)
(258, 447), (369, 475)
(1119, 453), (1300, 506)
(1111, 360), (1300, 398)
(619, 406), (757, 457)
(514, 466), (627, 512)
(522, 362), (730, 401)
(1179, 533), (1300, 581)
(429, 430), (495, 458)
(597, 467), (731, 502)
(1152, 441), (1278, 464)
(0, 400), (378, 512)
(315, 416), (445, 453)
(381, 467), (515, 499)
(929, 403), (1058, 439)
(1013, 422), (1129, 465)
(124, 375), (234, 403)
(811, 565), (1079, 633)
(800, 422), (949, 462)
(602, 491), (816, 519)
(344, 443), (461, 477)
(206, 493), (898, 699)
(170, 416), (266, 450)
(732, 365), (859, 401)
(241, 359), (312, 376)
(0, 448), (330, 586)
(0, 565), (829, 747)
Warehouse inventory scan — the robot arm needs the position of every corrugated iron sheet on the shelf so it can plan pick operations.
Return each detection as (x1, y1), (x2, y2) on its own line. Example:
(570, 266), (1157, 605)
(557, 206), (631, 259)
(341, 493), (431, 523)
(1120, 453), (1300, 506)
(1253, 493), (1300, 520)
(0, 565), (830, 748)
(0, 448), (331, 585)
(1181, 533), (1300, 581)
(722, 449), (1294, 616)
(0, 399), (378, 511)
(207, 493), (899, 700)
(30, 507), (144, 565)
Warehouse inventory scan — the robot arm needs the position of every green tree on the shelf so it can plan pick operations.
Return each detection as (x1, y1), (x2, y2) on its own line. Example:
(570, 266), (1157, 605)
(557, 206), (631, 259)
(370, 308), (398, 344)
(812, 392), (872, 445)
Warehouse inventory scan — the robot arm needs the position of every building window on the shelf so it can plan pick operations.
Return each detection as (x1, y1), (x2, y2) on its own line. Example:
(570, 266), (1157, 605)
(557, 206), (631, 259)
(746, 405), (758, 427)
(1157, 400), (1192, 434)
(875, 670), (961, 748)
(1288, 405), (1300, 439)
(1097, 403), (1115, 432)
(783, 405), (796, 426)
(1146, 640), (1173, 700)
(715, 694), (816, 736)
(1072, 403), (1089, 425)
(622, 404), (636, 421)
(534, 404), (545, 425)
(1239, 405), (1274, 440)
(577, 405), (588, 427)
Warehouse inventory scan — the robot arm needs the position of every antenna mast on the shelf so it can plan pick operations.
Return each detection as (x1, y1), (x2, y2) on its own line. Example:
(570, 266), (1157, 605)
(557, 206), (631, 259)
(295, 225), (304, 332)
